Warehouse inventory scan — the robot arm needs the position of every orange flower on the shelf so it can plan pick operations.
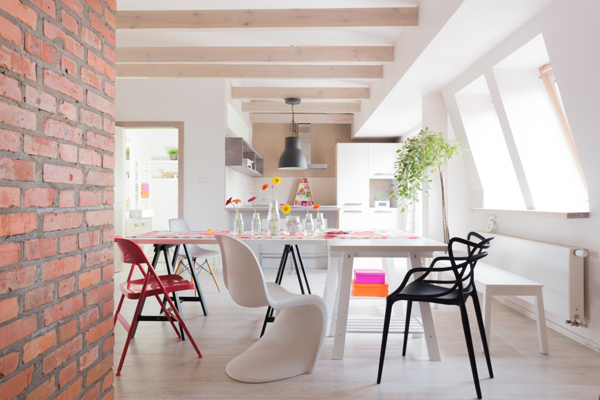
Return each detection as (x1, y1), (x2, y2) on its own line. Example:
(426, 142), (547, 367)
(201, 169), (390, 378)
(232, 199), (242, 203)
(262, 184), (269, 191)
(313, 204), (321, 210)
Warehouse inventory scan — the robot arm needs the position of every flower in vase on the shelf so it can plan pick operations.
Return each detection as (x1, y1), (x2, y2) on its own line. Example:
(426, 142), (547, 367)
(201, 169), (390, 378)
(248, 196), (257, 203)
(281, 204), (291, 214)
(313, 204), (321, 210)
(225, 197), (232, 206)
(272, 176), (281, 185)
(262, 183), (269, 191)
(232, 199), (241, 204)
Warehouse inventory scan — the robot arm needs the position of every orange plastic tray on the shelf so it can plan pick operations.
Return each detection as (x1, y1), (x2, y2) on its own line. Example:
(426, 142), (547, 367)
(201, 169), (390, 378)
(351, 279), (389, 297)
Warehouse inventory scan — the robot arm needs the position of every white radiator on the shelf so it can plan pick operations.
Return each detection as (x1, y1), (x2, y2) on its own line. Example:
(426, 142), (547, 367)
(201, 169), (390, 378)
(476, 231), (585, 327)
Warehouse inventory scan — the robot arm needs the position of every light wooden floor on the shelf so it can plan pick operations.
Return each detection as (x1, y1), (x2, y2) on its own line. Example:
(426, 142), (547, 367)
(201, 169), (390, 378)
(113, 263), (600, 400)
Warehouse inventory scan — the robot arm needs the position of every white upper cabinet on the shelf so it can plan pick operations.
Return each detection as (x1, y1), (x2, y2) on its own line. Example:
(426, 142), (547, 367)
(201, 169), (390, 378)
(336, 143), (369, 207)
(368, 143), (400, 179)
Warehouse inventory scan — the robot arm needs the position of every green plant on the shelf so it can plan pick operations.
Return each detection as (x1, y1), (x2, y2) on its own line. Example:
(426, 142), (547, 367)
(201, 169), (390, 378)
(126, 148), (130, 155)
(391, 128), (462, 243)
(374, 187), (390, 202)
(167, 147), (178, 155)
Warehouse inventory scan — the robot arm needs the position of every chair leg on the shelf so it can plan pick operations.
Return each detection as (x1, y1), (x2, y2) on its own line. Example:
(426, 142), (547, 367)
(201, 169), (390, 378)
(114, 294), (125, 327)
(116, 294), (146, 376)
(471, 293), (493, 378)
(377, 300), (394, 384)
(402, 301), (413, 357)
(154, 295), (181, 338)
(205, 258), (221, 292)
(174, 260), (182, 275)
(161, 289), (203, 358)
(459, 300), (482, 399)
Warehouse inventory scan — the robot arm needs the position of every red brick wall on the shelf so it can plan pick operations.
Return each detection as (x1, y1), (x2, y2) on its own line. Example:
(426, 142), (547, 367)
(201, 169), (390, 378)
(0, 0), (115, 399)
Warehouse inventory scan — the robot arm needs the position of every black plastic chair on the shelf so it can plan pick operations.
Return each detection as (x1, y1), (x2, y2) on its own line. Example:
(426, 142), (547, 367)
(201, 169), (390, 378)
(377, 232), (494, 399)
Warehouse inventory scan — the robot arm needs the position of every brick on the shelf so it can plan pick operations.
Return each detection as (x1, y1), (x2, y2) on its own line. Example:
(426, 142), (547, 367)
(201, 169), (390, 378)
(0, 186), (20, 208)
(43, 294), (84, 326)
(0, 74), (21, 101)
(81, 26), (101, 51)
(0, 265), (36, 294)
(56, 377), (82, 400)
(43, 69), (84, 101)
(0, 45), (37, 81)
(86, 170), (113, 187)
(85, 248), (112, 268)
(0, 315), (37, 350)
(81, 382), (100, 400)
(24, 237), (57, 260)
(43, 212), (83, 231)
(25, 32), (58, 66)
(0, 366), (34, 400)
(61, 0), (84, 18)
(26, 86), (56, 113)
(79, 346), (98, 371)
(79, 148), (101, 166)
(43, 164), (84, 184)
(59, 234), (77, 254)
(58, 276), (76, 298)
(0, 352), (19, 378)
(85, 282), (112, 306)
(23, 330), (57, 363)
(59, 143), (78, 163)
(103, 44), (115, 64)
(59, 190), (76, 207)
(102, 118), (114, 134)
(104, 0), (116, 12)
(86, 210), (114, 227)
(86, 131), (114, 152)
(58, 320), (77, 343)
(87, 50), (115, 81)
(79, 191), (101, 207)
(59, 362), (77, 388)
(80, 66), (101, 89)
(26, 375), (56, 400)
(104, 8), (116, 30)
(102, 263), (114, 280)
(101, 370), (113, 391)
(0, 297), (19, 324)
(61, 9), (79, 35)
(23, 284), (54, 311)
(84, 354), (112, 387)
(0, 15), (22, 46)
(42, 254), (81, 280)
(102, 191), (114, 205)
(44, 118), (84, 144)
(24, 135), (58, 158)
(101, 334), (113, 355)
(79, 108), (102, 129)
(101, 227), (114, 243)
(0, 242), (21, 267)
(0, 102), (37, 131)
(102, 388), (114, 400)
(59, 101), (77, 122)
(103, 81), (115, 99)
(79, 268), (100, 290)
(43, 21), (84, 60)
(101, 298), (113, 318)
(86, 0), (102, 14)
(89, 12), (115, 46)
(78, 308), (99, 331)
(23, 188), (55, 208)
(30, 0), (56, 19)
(0, 0), (37, 29)
(42, 335), (82, 374)
(0, 212), (37, 236)
(101, 154), (114, 170)
(61, 54), (78, 78)
(79, 230), (100, 249)
(0, 158), (35, 183)
(0, 128), (20, 152)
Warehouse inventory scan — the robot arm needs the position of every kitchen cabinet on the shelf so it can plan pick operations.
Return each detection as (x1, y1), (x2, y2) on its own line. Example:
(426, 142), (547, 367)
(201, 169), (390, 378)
(368, 143), (400, 179)
(336, 143), (369, 207)
(339, 208), (369, 230)
(368, 208), (399, 229)
(125, 217), (153, 237)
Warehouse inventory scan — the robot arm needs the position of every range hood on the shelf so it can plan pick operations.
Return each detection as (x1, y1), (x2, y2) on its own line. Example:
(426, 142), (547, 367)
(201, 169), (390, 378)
(298, 123), (327, 169)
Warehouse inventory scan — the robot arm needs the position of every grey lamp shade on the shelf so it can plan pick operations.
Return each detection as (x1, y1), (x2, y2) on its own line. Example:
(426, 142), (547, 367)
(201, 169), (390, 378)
(278, 136), (307, 170)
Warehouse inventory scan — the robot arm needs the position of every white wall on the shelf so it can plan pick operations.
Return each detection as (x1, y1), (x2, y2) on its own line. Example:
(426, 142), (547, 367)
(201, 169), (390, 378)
(117, 79), (228, 230)
(442, 0), (600, 348)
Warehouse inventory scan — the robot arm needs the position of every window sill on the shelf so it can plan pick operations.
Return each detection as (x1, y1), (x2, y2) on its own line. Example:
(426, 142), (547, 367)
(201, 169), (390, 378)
(471, 208), (589, 219)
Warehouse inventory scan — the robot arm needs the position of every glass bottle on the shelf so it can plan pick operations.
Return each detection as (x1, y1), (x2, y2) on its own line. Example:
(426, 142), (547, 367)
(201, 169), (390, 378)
(303, 213), (315, 236)
(251, 213), (261, 235)
(316, 213), (326, 235)
(267, 202), (280, 236)
(233, 215), (244, 236)
(285, 215), (302, 235)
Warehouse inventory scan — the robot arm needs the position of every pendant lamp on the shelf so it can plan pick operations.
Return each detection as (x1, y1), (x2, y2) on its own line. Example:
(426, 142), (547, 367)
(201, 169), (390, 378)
(278, 98), (308, 170)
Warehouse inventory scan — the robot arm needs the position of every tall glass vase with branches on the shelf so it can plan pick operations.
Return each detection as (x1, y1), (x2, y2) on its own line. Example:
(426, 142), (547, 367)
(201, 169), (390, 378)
(391, 128), (462, 244)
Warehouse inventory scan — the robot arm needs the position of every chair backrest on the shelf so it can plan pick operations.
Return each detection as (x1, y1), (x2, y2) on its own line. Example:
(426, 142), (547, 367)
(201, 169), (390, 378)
(169, 218), (191, 232)
(114, 236), (158, 282)
(215, 234), (270, 308)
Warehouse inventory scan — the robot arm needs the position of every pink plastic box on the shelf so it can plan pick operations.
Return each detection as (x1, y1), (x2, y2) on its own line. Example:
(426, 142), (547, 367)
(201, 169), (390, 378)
(354, 269), (386, 285)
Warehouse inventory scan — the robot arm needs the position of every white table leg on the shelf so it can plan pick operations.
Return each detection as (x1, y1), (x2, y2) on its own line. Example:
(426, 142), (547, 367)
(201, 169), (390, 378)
(482, 288), (492, 353)
(384, 258), (404, 318)
(534, 287), (549, 355)
(323, 252), (340, 337)
(332, 252), (354, 360)
(409, 252), (440, 361)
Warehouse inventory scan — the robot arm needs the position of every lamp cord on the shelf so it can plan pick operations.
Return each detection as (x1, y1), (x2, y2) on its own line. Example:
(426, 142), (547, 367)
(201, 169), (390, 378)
(289, 104), (298, 137)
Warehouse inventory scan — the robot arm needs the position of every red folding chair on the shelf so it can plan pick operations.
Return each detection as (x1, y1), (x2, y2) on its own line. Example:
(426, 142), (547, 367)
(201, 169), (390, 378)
(113, 236), (202, 376)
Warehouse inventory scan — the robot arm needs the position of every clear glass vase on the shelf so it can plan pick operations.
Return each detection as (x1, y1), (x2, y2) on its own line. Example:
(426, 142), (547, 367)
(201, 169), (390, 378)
(316, 213), (326, 235)
(303, 214), (315, 236)
(266, 202), (280, 236)
(285, 215), (302, 235)
(233, 214), (244, 236)
(251, 213), (261, 235)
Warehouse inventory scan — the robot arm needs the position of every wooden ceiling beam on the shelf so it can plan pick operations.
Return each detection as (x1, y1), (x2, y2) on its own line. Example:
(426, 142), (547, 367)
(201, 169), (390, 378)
(250, 113), (354, 124)
(116, 64), (382, 79)
(242, 102), (361, 113)
(117, 46), (394, 63)
(117, 8), (418, 29)
(231, 87), (370, 100)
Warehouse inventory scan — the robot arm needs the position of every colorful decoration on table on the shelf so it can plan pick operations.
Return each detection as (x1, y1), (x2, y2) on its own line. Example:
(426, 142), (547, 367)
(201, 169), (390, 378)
(227, 197), (244, 236)
(248, 196), (261, 235)
(133, 229), (417, 240)
(264, 177), (282, 235)
(294, 177), (314, 206)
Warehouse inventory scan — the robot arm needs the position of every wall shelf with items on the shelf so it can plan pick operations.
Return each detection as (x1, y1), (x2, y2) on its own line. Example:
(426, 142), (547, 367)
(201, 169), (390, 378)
(226, 137), (264, 177)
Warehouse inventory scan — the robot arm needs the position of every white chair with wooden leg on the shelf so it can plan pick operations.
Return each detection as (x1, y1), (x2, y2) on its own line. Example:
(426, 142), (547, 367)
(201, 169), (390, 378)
(215, 234), (327, 383)
(169, 218), (221, 292)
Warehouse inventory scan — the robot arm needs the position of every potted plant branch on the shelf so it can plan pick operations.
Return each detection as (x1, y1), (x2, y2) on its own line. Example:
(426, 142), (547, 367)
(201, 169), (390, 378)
(167, 147), (178, 160)
(391, 128), (462, 243)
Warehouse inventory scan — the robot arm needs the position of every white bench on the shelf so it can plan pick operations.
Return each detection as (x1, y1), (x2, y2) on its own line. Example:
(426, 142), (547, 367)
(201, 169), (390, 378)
(440, 261), (549, 355)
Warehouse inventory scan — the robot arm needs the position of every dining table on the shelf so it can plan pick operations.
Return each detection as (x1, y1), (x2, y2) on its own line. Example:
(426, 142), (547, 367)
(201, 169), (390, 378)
(126, 230), (447, 361)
